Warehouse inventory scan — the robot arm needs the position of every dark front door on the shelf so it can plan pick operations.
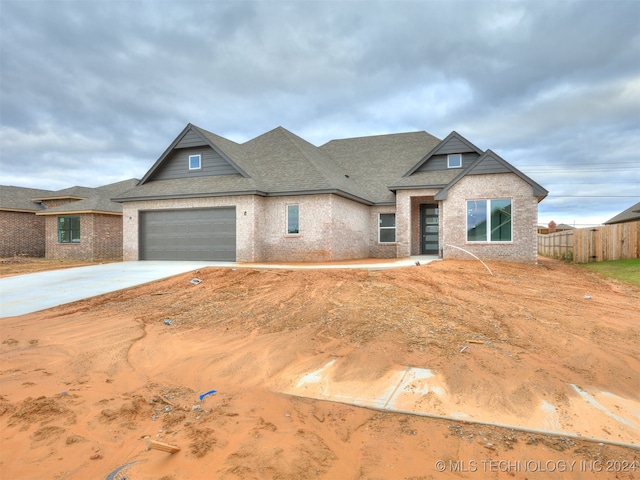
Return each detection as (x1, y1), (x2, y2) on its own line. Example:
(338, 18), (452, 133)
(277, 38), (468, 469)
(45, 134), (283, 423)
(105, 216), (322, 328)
(420, 204), (439, 255)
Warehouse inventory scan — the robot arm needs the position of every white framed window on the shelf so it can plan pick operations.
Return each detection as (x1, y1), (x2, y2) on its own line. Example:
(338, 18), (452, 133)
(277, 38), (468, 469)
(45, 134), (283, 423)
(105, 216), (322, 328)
(286, 204), (299, 235)
(448, 153), (462, 168)
(379, 213), (396, 243)
(466, 199), (512, 242)
(189, 154), (201, 170)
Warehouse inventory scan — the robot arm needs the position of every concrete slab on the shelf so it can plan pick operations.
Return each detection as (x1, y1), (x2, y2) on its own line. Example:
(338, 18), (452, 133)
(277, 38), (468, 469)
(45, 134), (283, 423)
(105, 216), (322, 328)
(0, 261), (225, 318)
(283, 362), (640, 448)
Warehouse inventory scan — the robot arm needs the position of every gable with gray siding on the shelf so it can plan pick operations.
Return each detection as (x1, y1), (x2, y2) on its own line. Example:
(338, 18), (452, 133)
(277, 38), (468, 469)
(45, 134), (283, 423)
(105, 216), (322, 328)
(150, 146), (241, 181)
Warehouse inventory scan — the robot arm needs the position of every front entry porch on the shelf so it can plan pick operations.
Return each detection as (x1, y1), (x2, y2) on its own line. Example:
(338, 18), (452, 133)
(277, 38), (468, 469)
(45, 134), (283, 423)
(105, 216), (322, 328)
(408, 195), (441, 257)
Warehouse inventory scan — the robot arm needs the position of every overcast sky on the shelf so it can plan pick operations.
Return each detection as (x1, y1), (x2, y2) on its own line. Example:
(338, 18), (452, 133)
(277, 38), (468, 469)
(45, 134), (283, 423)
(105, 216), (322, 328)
(1, 0), (638, 226)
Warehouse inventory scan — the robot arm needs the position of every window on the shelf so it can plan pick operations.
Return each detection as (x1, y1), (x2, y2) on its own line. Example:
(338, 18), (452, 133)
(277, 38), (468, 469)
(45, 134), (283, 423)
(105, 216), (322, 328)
(189, 154), (201, 170)
(466, 199), (512, 242)
(286, 204), (299, 234)
(58, 216), (80, 243)
(448, 153), (462, 168)
(379, 213), (396, 243)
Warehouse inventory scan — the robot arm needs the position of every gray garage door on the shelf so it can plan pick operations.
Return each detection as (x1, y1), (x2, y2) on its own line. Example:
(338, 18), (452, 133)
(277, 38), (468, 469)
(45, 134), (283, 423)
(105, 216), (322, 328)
(139, 207), (236, 261)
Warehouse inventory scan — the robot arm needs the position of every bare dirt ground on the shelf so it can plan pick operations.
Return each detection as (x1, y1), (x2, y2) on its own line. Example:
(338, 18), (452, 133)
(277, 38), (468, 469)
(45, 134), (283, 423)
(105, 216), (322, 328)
(0, 256), (110, 277)
(0, 257), (638, 479)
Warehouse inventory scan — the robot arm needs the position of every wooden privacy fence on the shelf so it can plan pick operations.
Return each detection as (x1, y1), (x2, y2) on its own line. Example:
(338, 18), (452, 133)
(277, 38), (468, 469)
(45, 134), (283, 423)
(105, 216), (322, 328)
(538, 221), (640, 263)
(538, 230), (573, 261)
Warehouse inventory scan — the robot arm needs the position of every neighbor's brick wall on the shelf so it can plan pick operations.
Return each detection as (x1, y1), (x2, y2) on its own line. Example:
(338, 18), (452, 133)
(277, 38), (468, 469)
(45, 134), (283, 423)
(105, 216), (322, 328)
(92, 214), (123, 260)
(0, 211), (46, 257)
(44, 213), (123, 260)
(442, 173), (539, 262)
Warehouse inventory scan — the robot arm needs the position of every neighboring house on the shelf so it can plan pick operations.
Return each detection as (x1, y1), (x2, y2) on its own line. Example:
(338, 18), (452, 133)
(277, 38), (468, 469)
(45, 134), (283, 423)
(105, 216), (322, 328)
(537, 221), (575, 235)
(0, 179), (138, 260)
(0, 186), (53, 257)
(113, 124), (548, 263)
(604, 202), (640, 225)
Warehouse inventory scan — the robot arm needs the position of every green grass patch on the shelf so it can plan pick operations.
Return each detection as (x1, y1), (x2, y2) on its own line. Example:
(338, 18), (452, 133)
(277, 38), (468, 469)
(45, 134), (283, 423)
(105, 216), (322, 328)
(578, 259), (640, 287)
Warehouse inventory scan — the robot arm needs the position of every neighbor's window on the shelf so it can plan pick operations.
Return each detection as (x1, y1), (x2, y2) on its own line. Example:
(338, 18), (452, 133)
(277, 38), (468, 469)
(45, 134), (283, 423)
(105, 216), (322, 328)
(466, 199), (512, 242)
(448, 153), (462, 168)
(189, 154), (201, 170)
(379, 213), (396, 243)
(286, 204), (299, 235)
(58, 216), (80, 243)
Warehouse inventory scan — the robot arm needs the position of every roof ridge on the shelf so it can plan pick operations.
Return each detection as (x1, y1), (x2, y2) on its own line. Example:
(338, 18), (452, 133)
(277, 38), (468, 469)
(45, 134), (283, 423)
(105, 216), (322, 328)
(276, 128), (370, 198)
(321, 130), (431, 146)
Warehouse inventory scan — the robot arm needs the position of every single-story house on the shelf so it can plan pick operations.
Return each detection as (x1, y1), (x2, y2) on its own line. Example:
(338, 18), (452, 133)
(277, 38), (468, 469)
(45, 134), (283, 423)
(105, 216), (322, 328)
(0, 186), (53, 257)
(537, 221), (575, 235)
(604, 202), (640, 225)
(0, 179), (137, 260)
(113, 124), (548, 263)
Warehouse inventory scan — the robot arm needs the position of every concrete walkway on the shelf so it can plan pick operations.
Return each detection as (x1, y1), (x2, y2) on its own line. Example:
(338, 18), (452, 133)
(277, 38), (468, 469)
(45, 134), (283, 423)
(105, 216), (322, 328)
(0, 256), (438, 318)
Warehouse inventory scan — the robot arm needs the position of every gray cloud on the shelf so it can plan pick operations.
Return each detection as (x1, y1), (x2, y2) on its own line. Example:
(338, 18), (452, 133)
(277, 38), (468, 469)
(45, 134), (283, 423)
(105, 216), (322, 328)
(1, 0), (638, 225)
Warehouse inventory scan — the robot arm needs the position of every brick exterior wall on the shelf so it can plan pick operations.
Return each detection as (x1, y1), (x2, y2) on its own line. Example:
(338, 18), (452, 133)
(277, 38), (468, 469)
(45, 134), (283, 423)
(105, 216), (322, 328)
(93, 214), (123, 260)
(0, 211), (46, 257)
(123, 194), (371, 262)
(368, 206), (399, 258)
(395, 189), (440, 258)
(121, 174), (539, 263)
(441, 173), (539, 262)
(122, 196), (260, 262)
(260, 194), (370, 262)
(45, 213), (123, 261)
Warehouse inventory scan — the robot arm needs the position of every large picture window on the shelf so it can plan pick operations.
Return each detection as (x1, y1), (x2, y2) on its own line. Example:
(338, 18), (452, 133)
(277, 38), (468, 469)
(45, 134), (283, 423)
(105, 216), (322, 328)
(379, 213), (396, 243)
(58, 216), (80, 243)
(286, 204), (299, 235)
(467, 199), (512, 242)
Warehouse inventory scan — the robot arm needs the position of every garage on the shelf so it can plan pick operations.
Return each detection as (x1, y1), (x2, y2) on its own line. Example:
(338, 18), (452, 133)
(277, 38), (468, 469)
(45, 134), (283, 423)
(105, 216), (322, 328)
(139, 207), (236, 261)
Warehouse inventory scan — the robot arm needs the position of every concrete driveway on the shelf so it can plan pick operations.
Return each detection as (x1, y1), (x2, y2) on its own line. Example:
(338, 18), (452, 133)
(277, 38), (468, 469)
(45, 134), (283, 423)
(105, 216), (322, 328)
(0, 257), (436, 318)
(0, 261), (228, 318)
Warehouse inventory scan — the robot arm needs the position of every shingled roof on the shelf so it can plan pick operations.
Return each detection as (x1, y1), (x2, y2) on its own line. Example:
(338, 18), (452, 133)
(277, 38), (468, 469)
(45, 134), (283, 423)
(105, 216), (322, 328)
(604, 201), (640, 225)
(35, 179), (139, 215)
(0, 179), (139, 216)
(115, 124), (547, 205)
(0, 186), (53, 212)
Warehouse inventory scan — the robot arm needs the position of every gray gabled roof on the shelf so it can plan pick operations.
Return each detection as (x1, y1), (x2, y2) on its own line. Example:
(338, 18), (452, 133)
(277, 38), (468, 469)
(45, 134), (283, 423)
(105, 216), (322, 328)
(320, 131), (441, 203)
(139, 124), (250, 184)
(116, 124), (548, 206)
(241, 127), (372, 202)
(112, 175), (263, 202)
(0, 186), (53, 212)
(434, 149), (548, 201)
(31, 185), (97, 201)
(604, 201), (640, 224)
(34, 179), (139, 216)
(404, 131), (483, 177)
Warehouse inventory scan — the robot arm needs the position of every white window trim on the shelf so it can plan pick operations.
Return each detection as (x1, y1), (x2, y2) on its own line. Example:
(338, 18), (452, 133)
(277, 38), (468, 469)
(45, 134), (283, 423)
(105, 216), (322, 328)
(189, 154), (202, 170)
(286, 204), (300, 236)
(466, 198), (513, 243)
(447, 153), (462, 169)
(378, 213), (396, 244)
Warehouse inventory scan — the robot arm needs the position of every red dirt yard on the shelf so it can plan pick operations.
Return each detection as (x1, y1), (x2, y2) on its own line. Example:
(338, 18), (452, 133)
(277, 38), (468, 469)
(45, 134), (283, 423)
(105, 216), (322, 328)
(0, 257), (638, 479)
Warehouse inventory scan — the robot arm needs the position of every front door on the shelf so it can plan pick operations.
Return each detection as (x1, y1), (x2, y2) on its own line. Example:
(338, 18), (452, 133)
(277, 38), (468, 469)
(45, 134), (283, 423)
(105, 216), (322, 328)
(420, 204), (439, 255)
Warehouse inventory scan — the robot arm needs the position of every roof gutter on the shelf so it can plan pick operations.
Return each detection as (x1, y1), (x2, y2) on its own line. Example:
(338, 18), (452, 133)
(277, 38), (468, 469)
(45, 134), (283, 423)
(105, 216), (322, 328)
(112, 189), (374, 206)
(36, 210), (122, 216)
